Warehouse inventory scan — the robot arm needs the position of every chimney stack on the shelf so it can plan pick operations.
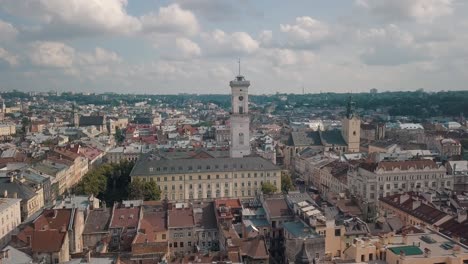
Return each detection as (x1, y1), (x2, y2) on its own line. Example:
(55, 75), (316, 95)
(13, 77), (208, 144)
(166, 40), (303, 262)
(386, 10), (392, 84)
(412, 198), (421, 210)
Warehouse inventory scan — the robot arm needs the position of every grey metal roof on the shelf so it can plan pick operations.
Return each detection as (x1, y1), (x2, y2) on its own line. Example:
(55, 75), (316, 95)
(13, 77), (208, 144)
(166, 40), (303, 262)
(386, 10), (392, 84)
(130, 156), (280, 177)
(320, 130), (347, 146)
(288, 131), (322, 147)
(0, 177), (37, 200)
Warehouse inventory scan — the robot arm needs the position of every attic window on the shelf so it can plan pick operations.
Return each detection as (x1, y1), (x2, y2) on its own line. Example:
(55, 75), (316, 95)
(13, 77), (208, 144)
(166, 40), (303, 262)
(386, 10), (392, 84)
(171, 167), (175, 171)
(188, 166), (193, 171)
(149, 167), (154, 172)
(163, 167), (167, 171)
(178, 166), (183, 170)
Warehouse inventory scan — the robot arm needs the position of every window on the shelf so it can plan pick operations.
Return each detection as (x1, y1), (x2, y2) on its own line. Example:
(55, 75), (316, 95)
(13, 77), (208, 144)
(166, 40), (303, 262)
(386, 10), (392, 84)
(239, 132), (245, 145)
(162, 234), (166, 239)
(335, 229), (341, 236)
(188, 241), (191, 247)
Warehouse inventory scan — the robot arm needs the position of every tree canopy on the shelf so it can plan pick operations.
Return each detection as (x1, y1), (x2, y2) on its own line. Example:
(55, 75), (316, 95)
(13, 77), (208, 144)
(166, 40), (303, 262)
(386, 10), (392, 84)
(261, 182), (278, 195)
(128, 178), (161, 201)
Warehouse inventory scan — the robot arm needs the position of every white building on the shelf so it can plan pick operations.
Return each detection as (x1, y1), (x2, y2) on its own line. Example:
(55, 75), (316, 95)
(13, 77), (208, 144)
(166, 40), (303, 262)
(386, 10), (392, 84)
(0, 198), (21, 249)
(348, 160), (451, 207)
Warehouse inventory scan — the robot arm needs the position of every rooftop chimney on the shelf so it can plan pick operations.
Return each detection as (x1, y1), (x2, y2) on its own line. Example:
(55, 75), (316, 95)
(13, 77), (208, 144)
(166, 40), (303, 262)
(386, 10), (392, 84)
(457, 209), (467, 223)
(412, 199), (421, 210)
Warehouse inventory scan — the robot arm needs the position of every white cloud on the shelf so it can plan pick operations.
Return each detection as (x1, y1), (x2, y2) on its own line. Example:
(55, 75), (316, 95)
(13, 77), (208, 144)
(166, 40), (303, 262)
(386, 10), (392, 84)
(28, 41), (122, 83)
(0, 19), (18, 42)
(356, 24), (431, 66)
(357, 0), (454, 23)
(280, 16), (330, 47)
(258, 30), (273, 47)
(262, 48), (315, 67)
(29, 41), (75, 68)
(77, 47), (122, 65)
(175, 38), (201, 58)
(0, 0), (141, 38)
(202, 30), (259, 56)
(0, 47), (18, 66)
(141, 4), (199, 36)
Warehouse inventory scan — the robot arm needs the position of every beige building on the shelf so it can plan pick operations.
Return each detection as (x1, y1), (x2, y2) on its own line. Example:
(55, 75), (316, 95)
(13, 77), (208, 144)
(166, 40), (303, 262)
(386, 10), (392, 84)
(348, 160), (451, 207)
(0, 123), (16, 137)
(130, 156), (282, 202)
(0, 198), (21, 248)
(341, 97), (361, 153)
(1, 176), (44, 221)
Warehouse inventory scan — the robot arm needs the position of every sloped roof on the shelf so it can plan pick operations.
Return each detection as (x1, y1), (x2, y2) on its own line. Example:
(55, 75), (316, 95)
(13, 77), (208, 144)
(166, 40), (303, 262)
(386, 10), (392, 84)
(83, 208), (111, 234)
(131, 156), (280, 177)
(79, 116), (105, 126)
(320, 129), (347, 146)
(31, 230), (67, 253)
(0, 177), (37, 200)
(288, 131), (321, 147)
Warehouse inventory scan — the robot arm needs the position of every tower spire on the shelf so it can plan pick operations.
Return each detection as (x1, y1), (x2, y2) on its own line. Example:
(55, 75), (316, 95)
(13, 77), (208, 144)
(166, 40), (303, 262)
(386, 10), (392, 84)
(238, 58), (241, 76)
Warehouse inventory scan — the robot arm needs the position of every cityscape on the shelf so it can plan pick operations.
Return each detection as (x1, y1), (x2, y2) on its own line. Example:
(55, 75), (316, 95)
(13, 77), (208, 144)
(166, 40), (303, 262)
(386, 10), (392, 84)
(1, 1), (468, 264)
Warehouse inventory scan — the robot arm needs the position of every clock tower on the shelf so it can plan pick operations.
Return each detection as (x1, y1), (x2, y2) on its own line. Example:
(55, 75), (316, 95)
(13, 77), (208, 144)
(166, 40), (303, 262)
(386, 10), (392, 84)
(229, 68), (251, 158)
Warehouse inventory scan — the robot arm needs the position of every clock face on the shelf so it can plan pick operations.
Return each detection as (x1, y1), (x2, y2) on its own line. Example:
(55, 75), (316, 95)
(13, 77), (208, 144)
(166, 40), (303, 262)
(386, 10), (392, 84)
(238, 96), (244, 101)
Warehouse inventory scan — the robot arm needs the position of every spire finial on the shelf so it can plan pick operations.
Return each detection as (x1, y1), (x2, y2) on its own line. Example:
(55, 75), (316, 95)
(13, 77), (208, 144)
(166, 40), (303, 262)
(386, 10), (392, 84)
(238, 58), (241, 76)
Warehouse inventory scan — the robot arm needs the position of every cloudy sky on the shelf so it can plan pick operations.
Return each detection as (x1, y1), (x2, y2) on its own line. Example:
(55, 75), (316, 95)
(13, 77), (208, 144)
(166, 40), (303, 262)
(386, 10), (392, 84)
(0, 0), (467, 94)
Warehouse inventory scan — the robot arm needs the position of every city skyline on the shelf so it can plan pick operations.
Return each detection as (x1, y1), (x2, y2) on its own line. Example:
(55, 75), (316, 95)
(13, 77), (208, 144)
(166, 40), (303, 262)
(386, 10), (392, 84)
(0, 0), (468, 94)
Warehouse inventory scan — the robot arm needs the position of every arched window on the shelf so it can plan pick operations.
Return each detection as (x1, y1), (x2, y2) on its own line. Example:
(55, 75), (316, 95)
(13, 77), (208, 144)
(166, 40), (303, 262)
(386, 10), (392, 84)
(239, 132), (245, 145)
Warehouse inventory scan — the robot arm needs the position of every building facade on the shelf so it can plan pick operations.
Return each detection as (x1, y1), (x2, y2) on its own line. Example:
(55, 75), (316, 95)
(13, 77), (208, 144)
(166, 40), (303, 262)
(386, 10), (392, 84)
(348, 160), (451, 208)
(0, 198), (21, 249)
(229, 73), (251, 158)
(341, 97), (361, 153)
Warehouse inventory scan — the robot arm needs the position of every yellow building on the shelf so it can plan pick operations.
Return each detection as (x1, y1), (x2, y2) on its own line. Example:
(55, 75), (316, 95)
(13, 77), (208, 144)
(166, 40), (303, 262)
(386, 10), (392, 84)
(130, 155), (282, 202)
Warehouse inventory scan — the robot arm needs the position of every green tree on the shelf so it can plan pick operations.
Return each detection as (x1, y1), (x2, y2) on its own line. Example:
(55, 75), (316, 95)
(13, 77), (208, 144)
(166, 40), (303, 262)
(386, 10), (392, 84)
(128, 178), (161, 201)
(261, 182), (277, 195)
(114, 127), (125, 143)
(281, 172), (294, 193)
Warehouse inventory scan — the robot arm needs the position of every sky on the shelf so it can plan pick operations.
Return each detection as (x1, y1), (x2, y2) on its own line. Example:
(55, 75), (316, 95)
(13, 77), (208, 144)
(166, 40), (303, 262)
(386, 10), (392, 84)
(0, 0), (467, 94)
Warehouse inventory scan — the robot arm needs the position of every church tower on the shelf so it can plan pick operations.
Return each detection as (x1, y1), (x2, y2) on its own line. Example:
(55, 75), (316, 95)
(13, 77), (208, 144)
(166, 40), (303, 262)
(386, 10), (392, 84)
(229, 63), (251, 158)
(341, 96), (360, 152)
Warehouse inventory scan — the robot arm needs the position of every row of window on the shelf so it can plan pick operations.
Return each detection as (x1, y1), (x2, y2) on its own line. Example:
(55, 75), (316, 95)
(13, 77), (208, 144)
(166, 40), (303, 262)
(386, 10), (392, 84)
(370, 181), (451, 191)
(148, 172), (278, 182)
(161, 181), (277, 192)
(149, 162), (266, 172)
(377, 173), (445, 182)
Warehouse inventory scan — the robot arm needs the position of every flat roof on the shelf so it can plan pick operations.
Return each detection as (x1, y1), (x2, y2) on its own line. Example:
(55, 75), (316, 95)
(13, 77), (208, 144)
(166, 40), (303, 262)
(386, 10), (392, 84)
(388, 246), (423, 256)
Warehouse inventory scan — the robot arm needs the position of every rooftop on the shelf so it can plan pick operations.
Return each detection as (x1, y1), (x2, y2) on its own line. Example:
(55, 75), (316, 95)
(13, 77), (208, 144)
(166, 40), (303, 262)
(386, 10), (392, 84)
(283, 221), (320, 239)
(130, 156), (280, 176)
(168, 207), (194, 228)
(83, 208), (111, 234)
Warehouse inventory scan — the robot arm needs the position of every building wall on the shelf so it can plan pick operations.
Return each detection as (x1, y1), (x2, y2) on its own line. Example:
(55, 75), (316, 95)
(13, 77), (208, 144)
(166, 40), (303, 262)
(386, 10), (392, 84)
(22, 189), (44, 221)
(0, 199), (21, 249)
(83, 232), (109, 250)
(70, 209), (85, 253)
(0, 124), (16, 136)
(348, 166), (451, 206)
(168, 227), (195, 256)
(342, 116), (361, 153)
(133, 169), (281, 202)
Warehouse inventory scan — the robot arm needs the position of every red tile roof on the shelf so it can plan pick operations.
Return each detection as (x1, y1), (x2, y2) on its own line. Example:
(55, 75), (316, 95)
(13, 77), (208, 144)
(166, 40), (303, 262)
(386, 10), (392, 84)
(110, 207), (140, 229)
(31, 230), (67, 253)
(133, 211), (166, 244)
(377, 160), (439, 171)
(168, 208), (194, 228)
(33, 209), (72, 231)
